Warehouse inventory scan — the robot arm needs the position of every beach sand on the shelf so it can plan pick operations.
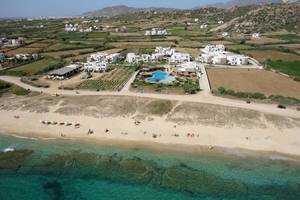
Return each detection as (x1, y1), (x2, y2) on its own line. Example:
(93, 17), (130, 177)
(0, 93), (300, 156)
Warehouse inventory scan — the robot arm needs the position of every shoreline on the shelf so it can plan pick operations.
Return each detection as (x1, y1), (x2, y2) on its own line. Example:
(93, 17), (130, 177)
(1, 109), (300, 160)
(1, 130), (300, 164)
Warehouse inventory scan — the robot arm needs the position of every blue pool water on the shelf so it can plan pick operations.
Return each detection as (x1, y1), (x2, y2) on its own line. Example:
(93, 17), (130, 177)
(0, 133), (300, 200)
(146, 70), (176, 84)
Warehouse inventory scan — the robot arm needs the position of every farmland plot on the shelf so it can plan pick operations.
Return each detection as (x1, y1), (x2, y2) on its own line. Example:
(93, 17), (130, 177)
(78, 67), (136, 91)
(207, 68), (300, 99)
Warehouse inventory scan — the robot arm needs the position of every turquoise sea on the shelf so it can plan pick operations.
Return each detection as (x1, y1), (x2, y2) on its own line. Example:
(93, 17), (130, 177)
(0, 133), (300, 200)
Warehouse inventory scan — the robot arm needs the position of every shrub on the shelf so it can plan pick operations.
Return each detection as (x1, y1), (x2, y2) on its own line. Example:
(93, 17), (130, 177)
(269, 95), (300, 105)
(249, 92), (267, 100)
(10, 86), (30, 96)
(216, 87), (266, 100)
(217, 87), (226, 94)
(0, 81), (11, 89)
(183, 80), (200, 94)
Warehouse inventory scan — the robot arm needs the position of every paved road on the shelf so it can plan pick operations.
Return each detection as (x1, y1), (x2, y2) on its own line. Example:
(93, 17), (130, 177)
(198, 64), (211, 93)
(120, 70), (139, 92)
(1, 75), (299, 118)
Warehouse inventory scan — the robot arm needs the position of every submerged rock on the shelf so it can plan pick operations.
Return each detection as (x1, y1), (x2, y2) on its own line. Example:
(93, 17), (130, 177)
(0, 149), (34, 171)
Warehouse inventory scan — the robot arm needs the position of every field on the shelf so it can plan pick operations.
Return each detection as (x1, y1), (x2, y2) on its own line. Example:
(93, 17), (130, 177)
(176, 48), (201, 57)
(247, 37), (285, 45)
(242, 50), (300, 62)
(110, 41), (175, 48)
(0, 80), (30, 96)
(269, 34), (300, 42)
(77, 67), (136, 91)
(6, 47), (42, 56)
(207, 68), (300, 99)
(26, 42), (50, 48)
(266, 60), (300, 79)
(44, 48), (94, 57)
(9, 58), (62, 75)
(45, 42), (99, 52)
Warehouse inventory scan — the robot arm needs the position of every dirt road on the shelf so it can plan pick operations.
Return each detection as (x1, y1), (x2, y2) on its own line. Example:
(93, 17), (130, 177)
(1, 75), (299, 118)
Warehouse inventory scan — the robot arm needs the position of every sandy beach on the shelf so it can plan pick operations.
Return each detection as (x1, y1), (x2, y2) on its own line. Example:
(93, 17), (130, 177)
(0, 93), (300, 157)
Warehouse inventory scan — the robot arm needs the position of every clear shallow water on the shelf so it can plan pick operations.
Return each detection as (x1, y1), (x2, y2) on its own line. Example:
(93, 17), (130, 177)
(0, 133), (300, 200)
(146, 70), (176, 84)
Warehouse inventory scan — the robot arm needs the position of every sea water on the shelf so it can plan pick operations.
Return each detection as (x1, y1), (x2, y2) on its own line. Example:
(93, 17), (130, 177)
(0, 133), (299, 200)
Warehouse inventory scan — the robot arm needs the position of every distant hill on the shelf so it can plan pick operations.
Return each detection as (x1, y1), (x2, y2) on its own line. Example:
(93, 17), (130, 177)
(202, 0), (299, 8)
(82, 5), (176, 17)
(221, 4), (300, 33)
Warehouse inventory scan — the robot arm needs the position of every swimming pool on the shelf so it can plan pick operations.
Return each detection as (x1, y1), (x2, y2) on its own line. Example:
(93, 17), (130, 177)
(146, 70), (176, 84)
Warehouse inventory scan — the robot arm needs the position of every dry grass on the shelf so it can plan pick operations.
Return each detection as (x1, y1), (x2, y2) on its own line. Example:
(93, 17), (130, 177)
(243, 50), (300, 62)
(247, 37), (285, 45)
(2, 94), (299, 129)
(26, 43), (50, 48)
(110, 41), (174, 48)
(43, 48), (94, 57)
(207, 68), (300, 99)
(210, 40), (235, 45)
(176, 48), (200, 57)
(6, 47), (41, 56)
(110, 32), (143, 37)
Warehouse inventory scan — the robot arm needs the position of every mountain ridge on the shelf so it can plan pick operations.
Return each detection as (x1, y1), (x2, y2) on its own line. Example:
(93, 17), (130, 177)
(82, 1), (300, 17)
(201, 0), (300, 8)
(82, 5), (177, 17)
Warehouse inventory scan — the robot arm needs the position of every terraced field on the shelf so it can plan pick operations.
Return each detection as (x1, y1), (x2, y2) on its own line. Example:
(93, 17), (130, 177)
(9, 57), (62, 75)
(77, 67), (136, 91)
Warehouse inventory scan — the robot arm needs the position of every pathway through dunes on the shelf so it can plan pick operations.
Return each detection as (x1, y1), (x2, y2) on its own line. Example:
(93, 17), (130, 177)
(0, 75), (299, 118)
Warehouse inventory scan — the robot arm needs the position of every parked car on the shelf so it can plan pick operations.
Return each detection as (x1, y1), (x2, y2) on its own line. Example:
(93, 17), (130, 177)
(246, 100), (251, 104)
(277, 104), (286, 109)
(297, 107), (300, 111)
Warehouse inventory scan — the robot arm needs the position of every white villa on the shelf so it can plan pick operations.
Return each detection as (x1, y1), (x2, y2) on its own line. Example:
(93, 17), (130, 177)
(145, 28), (168, 36)
(227, 55), (249, 66)
(126, 46), (190, 64)
(15, 53), (39, 61)
(84, 52), (121, 72)
(65, 24), (78, 32)
(126, 53), (141, 63)
(151, 53), (164, 61)
(202, 44), (225, 54)
(141, 54), (151, 62)
(155, 47), (175, 56)
(252, 33), (261, 39)
(198, 44), (249, 66)
(84, 62), (109, 72)
(79, 27), (93, 33)
(89, 52), (121, 63)
(200, 24), (208, 29)
(222, 32), (229, 38)
(212, 55), (227, 65)
(170, 52), (191, 63)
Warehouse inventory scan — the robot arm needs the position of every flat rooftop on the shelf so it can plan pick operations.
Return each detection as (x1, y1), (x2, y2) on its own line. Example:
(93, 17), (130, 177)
(48, 65), (80, 76)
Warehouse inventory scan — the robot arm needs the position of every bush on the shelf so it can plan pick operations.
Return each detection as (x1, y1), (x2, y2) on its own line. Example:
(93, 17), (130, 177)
(216, 87), (266, 100)
(217, 87), (226, 94)
(0, 80), (30, 96)
(0, 70), (28, 77)
(249, 92), (267, 100)
(183, 80), (200, 94)
(269, 95), (300, 105)
(0, 81), (11, 89)
(10, 86), (30, 96)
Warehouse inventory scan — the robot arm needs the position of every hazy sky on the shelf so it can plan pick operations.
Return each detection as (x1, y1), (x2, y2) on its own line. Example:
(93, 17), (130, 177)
(0, 0), (226, 18)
